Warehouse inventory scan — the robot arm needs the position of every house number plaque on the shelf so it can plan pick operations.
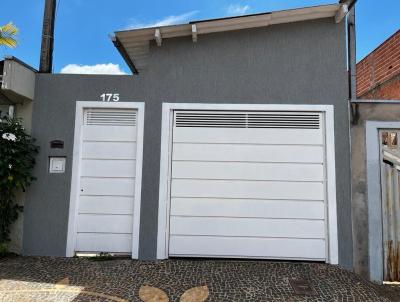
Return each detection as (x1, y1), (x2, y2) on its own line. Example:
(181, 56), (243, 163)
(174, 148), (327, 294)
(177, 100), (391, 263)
(100, 93), (120, 102)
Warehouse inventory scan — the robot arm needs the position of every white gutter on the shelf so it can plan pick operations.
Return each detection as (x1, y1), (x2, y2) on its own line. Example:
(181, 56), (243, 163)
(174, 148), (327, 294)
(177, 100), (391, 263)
(335, 4), (348, 23)
(116, 4), (340, 41)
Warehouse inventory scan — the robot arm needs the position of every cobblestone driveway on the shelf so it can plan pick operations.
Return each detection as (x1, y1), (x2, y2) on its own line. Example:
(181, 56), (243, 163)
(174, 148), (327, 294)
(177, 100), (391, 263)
(0, 256), (398, 302)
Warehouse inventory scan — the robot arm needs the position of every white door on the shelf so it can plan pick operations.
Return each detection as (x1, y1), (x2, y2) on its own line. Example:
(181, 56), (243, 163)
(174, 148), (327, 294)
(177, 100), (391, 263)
(75, 108), (138, 254)
(169, 110), (328, 261)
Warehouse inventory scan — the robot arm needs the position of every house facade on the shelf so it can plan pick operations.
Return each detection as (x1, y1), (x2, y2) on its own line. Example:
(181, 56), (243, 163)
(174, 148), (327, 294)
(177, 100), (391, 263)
(3, 4), (355, 271)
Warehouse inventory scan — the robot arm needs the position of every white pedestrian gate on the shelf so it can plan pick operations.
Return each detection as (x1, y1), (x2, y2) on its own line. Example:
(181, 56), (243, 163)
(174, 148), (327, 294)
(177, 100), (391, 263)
(168, 110), (328, 260)
(67, 103), (144, 257)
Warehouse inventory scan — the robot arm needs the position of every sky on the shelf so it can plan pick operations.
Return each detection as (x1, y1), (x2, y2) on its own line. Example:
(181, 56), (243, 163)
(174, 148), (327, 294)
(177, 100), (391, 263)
(0, 0), (399, 74)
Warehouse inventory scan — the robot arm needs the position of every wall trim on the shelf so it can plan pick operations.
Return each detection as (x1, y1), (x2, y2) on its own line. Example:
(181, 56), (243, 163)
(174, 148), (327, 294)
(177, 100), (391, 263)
(157, 103), (338, 264)
(366, 121), (400, 282)
(66, 101), (145, 259)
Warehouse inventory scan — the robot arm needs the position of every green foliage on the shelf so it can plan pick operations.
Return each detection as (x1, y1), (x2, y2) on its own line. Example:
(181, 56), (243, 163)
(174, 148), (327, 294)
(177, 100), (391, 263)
(0, 22), (18, 48)
(0, 242), (8, 257)
(0, 116), (38, 249)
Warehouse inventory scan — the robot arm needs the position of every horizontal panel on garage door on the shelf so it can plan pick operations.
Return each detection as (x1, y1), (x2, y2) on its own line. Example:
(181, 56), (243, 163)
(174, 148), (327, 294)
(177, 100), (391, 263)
(169, 110), (328, 261)
(76, 233), (132, 253)
(82, 142), (137, 160)
(169, 236), (326, 260)
(172, 144), (323, 163)
(172, 161), (323, 181)
(170, 198), (325, 219)
(170, 216), (325, 238)
(171, 179), (324, 200)
(173, 127), (323, 145)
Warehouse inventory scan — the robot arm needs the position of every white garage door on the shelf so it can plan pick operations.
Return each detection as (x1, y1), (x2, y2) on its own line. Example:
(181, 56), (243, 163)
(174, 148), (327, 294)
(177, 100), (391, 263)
(75, 108), (138, 254)
(169, 110), (327, 261)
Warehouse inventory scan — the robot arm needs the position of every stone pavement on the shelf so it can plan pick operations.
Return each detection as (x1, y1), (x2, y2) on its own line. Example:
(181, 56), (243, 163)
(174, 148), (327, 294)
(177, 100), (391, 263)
(0, 256), (398, 302)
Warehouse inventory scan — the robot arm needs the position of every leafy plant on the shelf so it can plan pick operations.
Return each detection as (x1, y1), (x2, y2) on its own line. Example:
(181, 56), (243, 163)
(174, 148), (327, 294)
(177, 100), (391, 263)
(0, 242), (8, 257)
(0, 22), (18, 48)
(0, 116), (38, 253)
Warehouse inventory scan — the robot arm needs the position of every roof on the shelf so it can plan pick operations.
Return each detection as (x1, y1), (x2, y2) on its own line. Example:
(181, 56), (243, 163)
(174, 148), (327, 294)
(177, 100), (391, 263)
(2, 56), (38, 73)
(112, 4), (343, 74)
(1, 56), (37, 103)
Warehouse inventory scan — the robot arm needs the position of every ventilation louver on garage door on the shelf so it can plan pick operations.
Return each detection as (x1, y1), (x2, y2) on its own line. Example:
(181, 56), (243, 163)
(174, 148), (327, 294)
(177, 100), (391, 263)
(84, 109), (137, 126)
(174, 111), (320, 129)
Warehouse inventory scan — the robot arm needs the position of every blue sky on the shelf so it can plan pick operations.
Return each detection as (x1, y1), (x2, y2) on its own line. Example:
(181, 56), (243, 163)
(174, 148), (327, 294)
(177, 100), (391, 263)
(1, 0), (399, 74)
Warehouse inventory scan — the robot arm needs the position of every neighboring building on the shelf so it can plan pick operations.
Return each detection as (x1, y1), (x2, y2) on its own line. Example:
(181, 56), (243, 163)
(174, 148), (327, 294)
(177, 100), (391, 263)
(0, 56), (36, 253)
(356, 30), (400, 99)
(4, 3), (357, 277)
(351, 29), (400, 283)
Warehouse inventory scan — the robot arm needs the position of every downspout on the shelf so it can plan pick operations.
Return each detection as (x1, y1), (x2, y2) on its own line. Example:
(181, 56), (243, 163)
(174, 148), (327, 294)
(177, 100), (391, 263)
(338, 0), (358, 124)
(339, 0), (359, 124)
(347, 5), (359, 124)
(343, 0), (358, 276)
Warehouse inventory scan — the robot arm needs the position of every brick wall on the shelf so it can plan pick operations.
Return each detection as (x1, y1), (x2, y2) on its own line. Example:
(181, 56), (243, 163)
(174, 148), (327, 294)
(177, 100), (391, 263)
(356, 30), (400, 99)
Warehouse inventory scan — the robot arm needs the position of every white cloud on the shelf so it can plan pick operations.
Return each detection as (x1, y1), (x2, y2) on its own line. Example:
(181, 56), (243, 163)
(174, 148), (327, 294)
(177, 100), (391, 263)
(227, 4), (250, 15)
(126, 11), (198, 30)
(60, 63), (127, 75)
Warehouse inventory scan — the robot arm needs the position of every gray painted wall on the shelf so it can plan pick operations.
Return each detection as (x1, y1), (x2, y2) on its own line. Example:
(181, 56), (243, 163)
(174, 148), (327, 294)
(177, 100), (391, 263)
(23, 18), (352, 268)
